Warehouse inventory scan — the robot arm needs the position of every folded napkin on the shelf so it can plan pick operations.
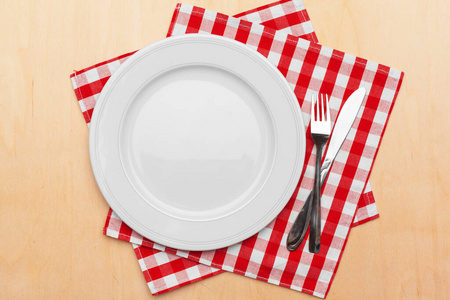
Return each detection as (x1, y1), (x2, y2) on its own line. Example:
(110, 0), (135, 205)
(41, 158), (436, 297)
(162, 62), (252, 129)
(70, 0), (401, 297)
(71, 0), (379, 295)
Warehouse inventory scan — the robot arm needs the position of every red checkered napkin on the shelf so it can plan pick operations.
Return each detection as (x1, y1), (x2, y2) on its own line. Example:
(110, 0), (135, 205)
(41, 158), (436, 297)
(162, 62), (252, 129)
(69, 0), (397, 297)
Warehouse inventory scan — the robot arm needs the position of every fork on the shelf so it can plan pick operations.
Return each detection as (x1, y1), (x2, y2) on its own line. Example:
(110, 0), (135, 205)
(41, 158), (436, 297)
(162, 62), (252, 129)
(308, 93), (331, 253)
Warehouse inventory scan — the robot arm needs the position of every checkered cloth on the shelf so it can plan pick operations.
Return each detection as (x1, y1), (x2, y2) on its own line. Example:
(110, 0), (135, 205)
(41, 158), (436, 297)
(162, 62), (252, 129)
(70, 0), (402, 297)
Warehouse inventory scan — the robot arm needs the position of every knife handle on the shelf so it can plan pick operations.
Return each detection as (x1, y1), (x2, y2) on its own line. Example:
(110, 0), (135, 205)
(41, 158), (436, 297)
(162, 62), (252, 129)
(286, 191), (313, 251)
(309, 143), (324, 254)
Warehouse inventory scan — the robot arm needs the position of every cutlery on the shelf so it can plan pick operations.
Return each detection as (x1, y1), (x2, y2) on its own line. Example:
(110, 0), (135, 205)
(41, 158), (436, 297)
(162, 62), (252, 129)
(286, 87), (367, 252)
(309, 94), (331, 253)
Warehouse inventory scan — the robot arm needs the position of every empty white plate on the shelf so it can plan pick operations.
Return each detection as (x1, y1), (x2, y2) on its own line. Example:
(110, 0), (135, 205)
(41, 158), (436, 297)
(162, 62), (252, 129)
(89, 34), (305, 250)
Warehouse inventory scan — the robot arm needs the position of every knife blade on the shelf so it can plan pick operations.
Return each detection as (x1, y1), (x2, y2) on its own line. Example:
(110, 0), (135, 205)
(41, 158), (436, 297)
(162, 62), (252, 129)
(286, 87), (366, 252)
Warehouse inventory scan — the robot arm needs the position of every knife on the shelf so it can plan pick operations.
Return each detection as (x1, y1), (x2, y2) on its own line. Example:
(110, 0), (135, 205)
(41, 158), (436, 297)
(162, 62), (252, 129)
(286, 87), (366, 252)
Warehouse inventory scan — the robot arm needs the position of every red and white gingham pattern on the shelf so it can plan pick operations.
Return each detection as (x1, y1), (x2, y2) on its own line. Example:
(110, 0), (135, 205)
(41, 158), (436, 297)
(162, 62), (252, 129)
(71, 0), (381, 296)
(68, 1), (398, 297)
(133, 244), (222, 294)
(352, 182), (379, 226)
(233, 0), (318, 42)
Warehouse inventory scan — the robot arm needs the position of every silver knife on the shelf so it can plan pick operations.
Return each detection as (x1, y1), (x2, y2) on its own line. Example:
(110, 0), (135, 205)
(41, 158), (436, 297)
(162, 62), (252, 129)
(286, 87), (366, 252)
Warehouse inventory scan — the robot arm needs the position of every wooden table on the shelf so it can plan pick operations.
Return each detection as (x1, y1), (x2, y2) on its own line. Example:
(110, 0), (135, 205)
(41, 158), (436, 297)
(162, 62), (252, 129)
(1, 0), (448, 299)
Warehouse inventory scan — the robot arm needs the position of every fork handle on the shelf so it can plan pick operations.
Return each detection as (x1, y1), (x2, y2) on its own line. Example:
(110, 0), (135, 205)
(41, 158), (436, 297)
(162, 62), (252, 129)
(309, 143), (324, 253)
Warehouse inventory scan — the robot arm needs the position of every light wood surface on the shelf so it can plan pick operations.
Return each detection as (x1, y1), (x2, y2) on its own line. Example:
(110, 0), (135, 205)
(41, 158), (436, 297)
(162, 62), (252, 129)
(1, 0), (449, 299)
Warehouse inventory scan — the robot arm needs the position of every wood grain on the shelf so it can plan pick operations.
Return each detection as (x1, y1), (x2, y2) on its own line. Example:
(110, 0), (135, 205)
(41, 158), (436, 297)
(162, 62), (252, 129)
(0, 0), (448, 299)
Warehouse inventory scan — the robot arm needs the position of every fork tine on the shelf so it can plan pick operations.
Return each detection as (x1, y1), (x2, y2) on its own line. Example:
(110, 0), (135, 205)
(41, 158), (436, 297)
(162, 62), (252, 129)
(326, 94), (330, 122)
(321, 94), (325, 121)
(311, 93), (315, 121)
(316, 94), (320, 121)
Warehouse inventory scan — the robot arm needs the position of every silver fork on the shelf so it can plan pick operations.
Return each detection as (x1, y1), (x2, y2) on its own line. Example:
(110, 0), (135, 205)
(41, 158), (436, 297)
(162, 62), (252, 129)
(309, 93), (331, 253)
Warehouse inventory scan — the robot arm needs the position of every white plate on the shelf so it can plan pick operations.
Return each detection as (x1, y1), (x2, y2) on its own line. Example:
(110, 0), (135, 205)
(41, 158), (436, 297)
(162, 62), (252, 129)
(90, 35), (305, 250)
